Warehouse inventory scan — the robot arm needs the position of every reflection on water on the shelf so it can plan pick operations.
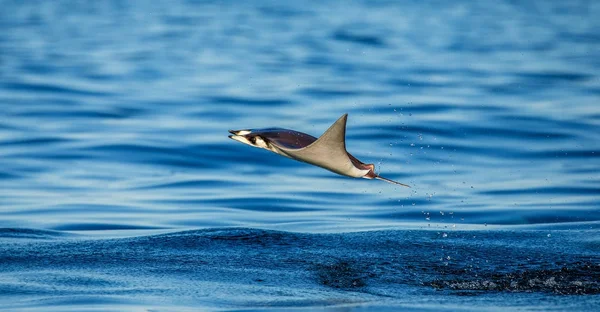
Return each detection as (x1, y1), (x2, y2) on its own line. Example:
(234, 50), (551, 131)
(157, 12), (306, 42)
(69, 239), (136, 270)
(0, 0), (599, 310)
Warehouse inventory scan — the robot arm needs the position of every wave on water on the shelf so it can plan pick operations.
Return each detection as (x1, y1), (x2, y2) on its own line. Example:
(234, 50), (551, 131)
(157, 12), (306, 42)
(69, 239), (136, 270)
(1, 227), (598, 310)
(0, 228), (69, 239)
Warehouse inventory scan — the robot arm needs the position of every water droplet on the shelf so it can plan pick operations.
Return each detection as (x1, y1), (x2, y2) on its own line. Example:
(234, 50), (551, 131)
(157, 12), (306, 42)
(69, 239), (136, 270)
(442, 233), (448, 238)
(547, 234), (551, 238)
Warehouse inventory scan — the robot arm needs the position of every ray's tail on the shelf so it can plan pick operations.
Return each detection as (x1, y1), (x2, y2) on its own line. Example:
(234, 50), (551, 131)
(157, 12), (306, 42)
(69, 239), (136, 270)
(374, 175), (411, 188)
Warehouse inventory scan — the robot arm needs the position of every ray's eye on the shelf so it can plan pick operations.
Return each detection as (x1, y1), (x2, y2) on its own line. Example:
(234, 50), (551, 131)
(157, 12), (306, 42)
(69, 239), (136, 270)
(252, 136), (268, 147)
(250, 137), (257, 144)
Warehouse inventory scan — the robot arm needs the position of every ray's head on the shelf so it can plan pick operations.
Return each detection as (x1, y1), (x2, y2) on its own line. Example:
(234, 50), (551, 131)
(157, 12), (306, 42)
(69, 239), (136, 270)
(228, 129), (271, 151)
(229, 127), (318, 159)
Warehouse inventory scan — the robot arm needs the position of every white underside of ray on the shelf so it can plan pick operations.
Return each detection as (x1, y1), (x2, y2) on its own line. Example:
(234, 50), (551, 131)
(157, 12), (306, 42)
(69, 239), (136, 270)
(272, 114), (370, 178)
(229, 135), (254, 147)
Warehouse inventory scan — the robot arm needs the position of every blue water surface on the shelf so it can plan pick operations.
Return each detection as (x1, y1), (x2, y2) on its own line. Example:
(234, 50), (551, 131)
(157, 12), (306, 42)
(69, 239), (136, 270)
(1, 0), (599, 311)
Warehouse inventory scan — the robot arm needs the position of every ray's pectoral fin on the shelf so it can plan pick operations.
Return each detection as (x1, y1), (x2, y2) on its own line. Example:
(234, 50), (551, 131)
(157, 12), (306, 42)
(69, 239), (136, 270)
(276, 114), (367, 178)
